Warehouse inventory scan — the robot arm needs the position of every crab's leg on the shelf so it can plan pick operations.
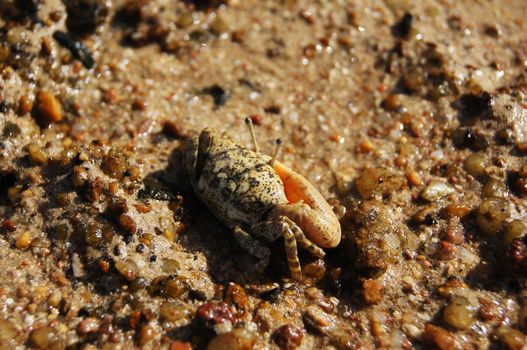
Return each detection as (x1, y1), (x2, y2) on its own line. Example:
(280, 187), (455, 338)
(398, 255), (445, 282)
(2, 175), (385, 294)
(250, 220), (302, 280)
(183, 136), (200, 190)
(234, 226), (270, 260)
(281, 222), (303, 280)
(281, 216), (326, 259)
(233, 226), (272, 281)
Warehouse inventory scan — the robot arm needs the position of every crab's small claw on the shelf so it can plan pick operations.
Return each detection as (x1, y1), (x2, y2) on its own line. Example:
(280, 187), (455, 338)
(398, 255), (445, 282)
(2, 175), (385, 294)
(273, 161), (341, 248)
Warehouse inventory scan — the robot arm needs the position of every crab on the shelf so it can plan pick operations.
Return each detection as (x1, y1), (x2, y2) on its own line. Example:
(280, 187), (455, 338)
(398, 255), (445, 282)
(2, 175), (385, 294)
(184, 119), (341, 280)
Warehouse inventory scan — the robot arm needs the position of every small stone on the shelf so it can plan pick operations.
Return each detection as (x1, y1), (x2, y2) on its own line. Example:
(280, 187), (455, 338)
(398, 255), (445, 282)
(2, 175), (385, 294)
(16, 232), (32, 249)
(362, 279), (383, 305)
(197, 302), (236, 326)
(224, 283), (248, 315)
(272, 324), (303, 349)
(424, 324), (455, 350)
(77, 318), (99, 335)
(18, 95), (33, 115)
(206, 329), (255, 350)
(139, 325), (155, 346)
(302, 306), (336, 335)
(118, 214), (137, 234)
(498, 327), (527, 350)
(421, 182), (454, 202)
(406, 170), (422, 187)
(443, 296), (475, 330)
(436, 241), (458, 261)
(209, 16), (229, 35)
(2, 219), (17, 232)
(170, 341), (193, 350)
(27, 143), (48, 165)
(381, 94), (401, 111)
(29, 326), (56, 349)
(160, 302), (190, 322)
(48, 290), (62, 307)
(0, 319), (19, 343)
(35, 91), (62, 125)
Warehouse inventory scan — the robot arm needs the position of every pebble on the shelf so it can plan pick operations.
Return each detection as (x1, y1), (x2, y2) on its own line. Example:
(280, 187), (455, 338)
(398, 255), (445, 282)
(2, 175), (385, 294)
(27, 143), (48, 165)
(16, 231), (32, 249)
(302, 306), (336, 335)
(197, 302), (236, 326)
(35, 91), (62, 125)
(28, 326), (56, 349)
(170, 341), (193, 350)
(498, 327), (527, 350)
(272, 324), (303, 349)
(77, 318), (100, 335)
(362, 279), (384, 305)
(421, 182), (454, 202)
(206, 329), (256, 350)
(442, 296), (475, 330)
(139, 324), (155, 346)
(2, 219), (17, 232)
(423, 324), (455, 350)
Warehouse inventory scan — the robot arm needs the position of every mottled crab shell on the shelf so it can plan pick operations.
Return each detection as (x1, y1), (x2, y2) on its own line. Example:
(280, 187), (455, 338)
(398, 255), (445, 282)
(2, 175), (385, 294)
(190, 130), (288, 228)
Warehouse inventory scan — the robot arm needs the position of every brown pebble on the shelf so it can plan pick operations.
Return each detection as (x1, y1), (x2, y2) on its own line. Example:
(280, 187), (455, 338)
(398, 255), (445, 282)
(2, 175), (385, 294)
(436, 241), (458, 260)
(2, 219), (17, 232)
(16, 232), (32, 249)
(478, 298), (502, 321)
(362, 279), (383, 305)
(381, 94), (401, 111)
(303, 259), (326, 282)
(197, 302), (236, 326)
(77, 318), (99, 335)
(85, 177), (104, 203)
(443, 223), (465, 244)
(406, 170), (422, 186)
(516, 142), (527, 154)
(224, 283), (248, 316)
(248, 114), (264, 126)
(106, 200), (128, 217)
(132, 98), (146, 111)
(27, 143), (48, 165)
(28, 326), (56, 349)
(170, 341), (192, 350)
(424, 324), (455, 350)
(139, 325), (155, 346)
(18, 95), (33, 115)
(103, 89), (118, 104)
(118, 214), (137, 234)
(329, 133), (344, 144)
(206, 329), (255, 350)
(128, 310), (142, 329)
(162, 120), (187, 139)
(35, 91), (62, 125)
(442, 204), (471, 219)
(98, 258), (111, 273)
(272, 324), (304, 349)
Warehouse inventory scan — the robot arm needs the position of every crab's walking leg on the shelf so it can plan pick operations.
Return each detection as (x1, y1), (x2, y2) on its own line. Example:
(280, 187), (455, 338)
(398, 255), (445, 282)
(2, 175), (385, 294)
(234, 227), (271, 280)
(281, 223), (303, 280)
(281, 216), (326, 259)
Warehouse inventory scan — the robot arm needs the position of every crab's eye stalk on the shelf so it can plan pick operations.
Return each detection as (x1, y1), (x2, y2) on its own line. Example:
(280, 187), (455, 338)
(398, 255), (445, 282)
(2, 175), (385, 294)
(269, 138), (282, 166)
(245, 117), (260, 152)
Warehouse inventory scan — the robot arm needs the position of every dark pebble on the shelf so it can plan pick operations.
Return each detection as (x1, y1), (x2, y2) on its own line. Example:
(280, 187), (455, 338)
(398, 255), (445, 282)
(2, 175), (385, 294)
(53, 31), (94, 69)
(201, 84), (230, 108)
(392, 12), (413, 38)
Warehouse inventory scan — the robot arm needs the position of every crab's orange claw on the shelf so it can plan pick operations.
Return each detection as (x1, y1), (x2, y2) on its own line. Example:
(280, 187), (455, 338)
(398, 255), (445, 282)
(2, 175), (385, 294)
(273, 161), (341, 248)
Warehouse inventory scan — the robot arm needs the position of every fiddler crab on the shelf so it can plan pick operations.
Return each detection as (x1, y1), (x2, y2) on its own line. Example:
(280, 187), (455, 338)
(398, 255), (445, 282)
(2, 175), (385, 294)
(184, 119), (341, 280)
